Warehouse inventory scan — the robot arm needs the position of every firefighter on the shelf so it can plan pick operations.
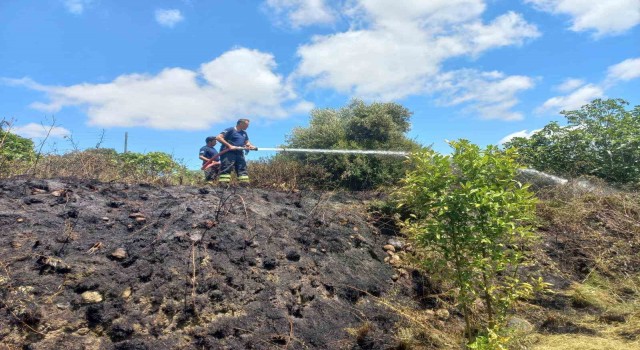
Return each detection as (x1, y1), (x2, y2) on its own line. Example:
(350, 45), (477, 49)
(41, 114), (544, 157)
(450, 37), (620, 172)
(199, 136), (220, 181)
(216, 119), (257, 185)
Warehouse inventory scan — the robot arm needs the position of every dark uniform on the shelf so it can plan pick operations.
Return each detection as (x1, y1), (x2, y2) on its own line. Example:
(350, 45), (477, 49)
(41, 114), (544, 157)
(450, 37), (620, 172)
(199, 145), (219, 180)
(218, 127), (250, 184)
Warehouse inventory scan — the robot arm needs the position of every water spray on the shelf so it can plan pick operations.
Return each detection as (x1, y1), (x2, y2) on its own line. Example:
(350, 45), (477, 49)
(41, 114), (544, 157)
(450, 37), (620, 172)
(254, 147), (409, 157)
(248, 147), (593, 189)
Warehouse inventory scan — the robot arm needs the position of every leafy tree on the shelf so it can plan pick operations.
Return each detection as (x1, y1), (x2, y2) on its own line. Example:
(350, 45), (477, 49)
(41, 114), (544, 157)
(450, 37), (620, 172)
(505, 98), (640, 186)
(0, 126), (35, 162)
(285, 99), (421, 189)
(397, 140), (539, 347)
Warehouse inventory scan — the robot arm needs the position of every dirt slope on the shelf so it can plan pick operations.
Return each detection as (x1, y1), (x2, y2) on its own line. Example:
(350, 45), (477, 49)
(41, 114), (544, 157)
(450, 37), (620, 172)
(0, 178), (412, 350)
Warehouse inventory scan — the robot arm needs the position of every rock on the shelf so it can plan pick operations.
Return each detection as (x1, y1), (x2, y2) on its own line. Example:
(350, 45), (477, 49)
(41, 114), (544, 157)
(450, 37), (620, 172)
(389, 254), (401, 266)
(398, 268), (408, 276)
(387, 238), (404, 250)
(425, 309), (435, 317)
(31, 188), (47, 194)
(129, 212), (145, 219)
(135, 217), (146, 223)
(189, 232), (203, 242)
(391, 274), (399, 281)
(17, 218), (24, 223)
(37, 256), (71, 273)
(111, 248), (127, 260)
(435, 309), (449, 320)
(383, 244), (396, 252)
(81, 291), (103, 304)
(384, 256), (390, 263)
(506, 317), (534, 333)
(76, 327), (90, 336)
(56, 302), (71, 309)
(101, 217), (109, 221)
(51, 189), (67, 197)
(122, 287), (132, 299)
(353, 234), (366, 242)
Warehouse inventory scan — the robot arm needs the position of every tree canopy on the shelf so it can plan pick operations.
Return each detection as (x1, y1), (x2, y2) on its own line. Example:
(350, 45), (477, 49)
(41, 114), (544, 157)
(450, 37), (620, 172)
(505, 98), (640, 186)
(285, 100), (422, 189)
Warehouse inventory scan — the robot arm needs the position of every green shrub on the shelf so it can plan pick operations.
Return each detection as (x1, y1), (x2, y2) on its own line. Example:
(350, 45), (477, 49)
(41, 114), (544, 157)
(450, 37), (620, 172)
(119, 151), (181, 179)
(396, 140), (540, 347)
(505, 98), (640, 186)
(284, 99), (422, 190)
(0, 126), (35, 162)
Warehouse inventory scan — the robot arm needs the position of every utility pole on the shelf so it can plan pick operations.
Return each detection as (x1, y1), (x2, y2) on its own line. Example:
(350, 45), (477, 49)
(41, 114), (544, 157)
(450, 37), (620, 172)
(124, 132), (128, 153)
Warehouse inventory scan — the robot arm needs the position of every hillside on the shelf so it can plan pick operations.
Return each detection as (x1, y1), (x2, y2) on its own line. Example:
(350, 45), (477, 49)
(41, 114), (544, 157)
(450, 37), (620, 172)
(1, 178), (639, 350)
(0, 178), (418, 349)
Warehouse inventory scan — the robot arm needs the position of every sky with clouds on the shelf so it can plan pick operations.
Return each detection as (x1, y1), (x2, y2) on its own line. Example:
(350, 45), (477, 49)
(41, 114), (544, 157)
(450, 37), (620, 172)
(1, 0), (638, 168)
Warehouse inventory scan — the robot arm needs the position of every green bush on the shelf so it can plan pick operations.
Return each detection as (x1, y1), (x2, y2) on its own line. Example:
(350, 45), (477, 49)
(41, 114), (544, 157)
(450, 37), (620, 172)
(119, 151), (181, 178)
(284, 99), (422, 190)
(0, 126), (35, 162)
(505, 98), (640, 186)
(396, 140), (540, 347)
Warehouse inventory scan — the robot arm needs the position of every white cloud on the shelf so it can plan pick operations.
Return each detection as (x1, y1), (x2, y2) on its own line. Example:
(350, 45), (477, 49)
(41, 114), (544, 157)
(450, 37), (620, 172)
(63, 0), (91, 15)
(291, 100), (315, 113)
(499, 129), (541, 144)
(11, 123), (71, 139)
(465, 11), (541, 55)
(525, 0), (640, 37)
(293, 0), (539, 119)
(352, 0), (487, 25)
(266, 0), (336, 27)
(538, 83), (604, 113)
(606, 57), (640, 82)
(537, 57), (640, 114)
(6, 48), (307, 130)
(432, 70), (536, 121)
(155, 9), (184, 28)
(555, 78), (585, 92)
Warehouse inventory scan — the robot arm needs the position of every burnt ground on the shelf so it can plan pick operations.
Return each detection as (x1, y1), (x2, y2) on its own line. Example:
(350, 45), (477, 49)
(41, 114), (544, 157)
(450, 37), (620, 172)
(0, 178), (428, 350)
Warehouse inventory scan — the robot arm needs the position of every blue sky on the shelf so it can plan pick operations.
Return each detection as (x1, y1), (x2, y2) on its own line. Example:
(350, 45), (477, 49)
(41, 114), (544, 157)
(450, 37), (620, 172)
(1, 0), (639, 169)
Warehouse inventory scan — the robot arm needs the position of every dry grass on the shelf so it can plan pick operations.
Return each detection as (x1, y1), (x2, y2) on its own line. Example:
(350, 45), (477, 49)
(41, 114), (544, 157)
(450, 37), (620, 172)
(380, 182), (640, 349)
(0, 149), (201, 185)
(536, 182), (640, 278)
(248, 156), (331, 191)
(521, 183), (640, 349)
(1, 147), (335, 191)
(531, 334), (640, 350)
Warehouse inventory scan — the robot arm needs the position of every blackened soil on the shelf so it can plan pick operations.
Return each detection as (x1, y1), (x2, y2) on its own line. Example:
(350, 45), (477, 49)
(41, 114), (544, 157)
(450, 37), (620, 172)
(0, 179), (406, 349)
